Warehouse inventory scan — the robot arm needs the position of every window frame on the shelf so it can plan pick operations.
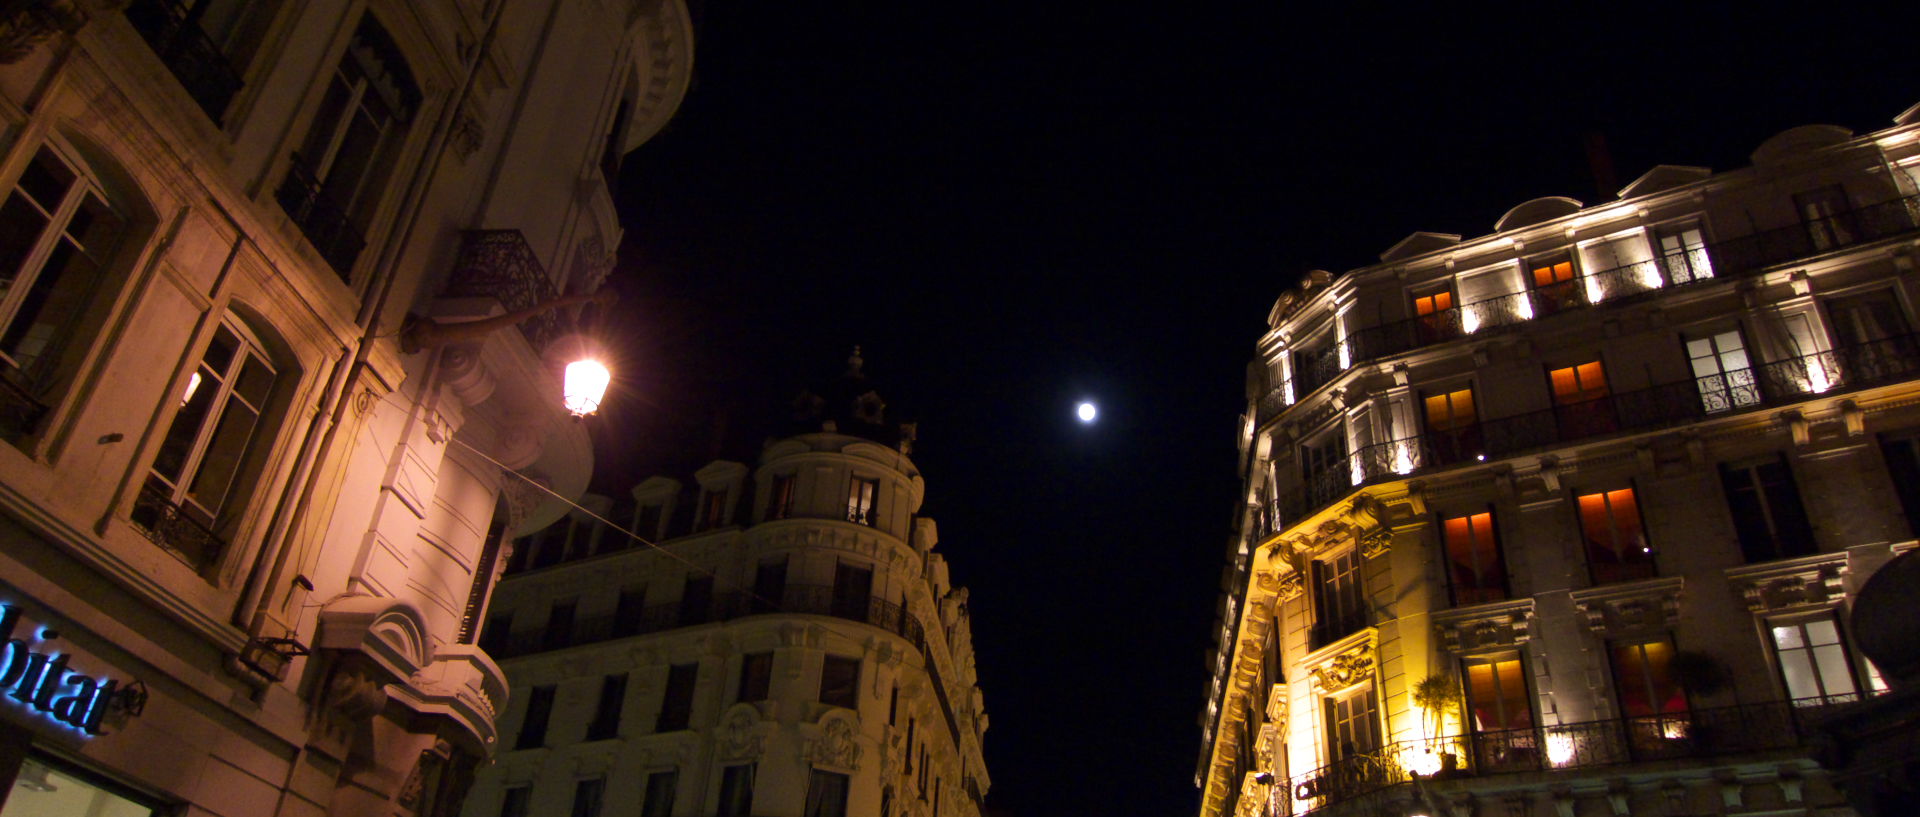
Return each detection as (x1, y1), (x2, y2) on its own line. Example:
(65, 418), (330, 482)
(819, 654), (860, 710)
(1310, 546), (1365, 647)
(1321, 683), (1380, 761)
(1575, 485), (1656, 585)
(1717, 453), (1817, 564)
(1441, 508), (1508, 606)
(1764, 611), (1862, 707)
(1684, 326), (1759, 414)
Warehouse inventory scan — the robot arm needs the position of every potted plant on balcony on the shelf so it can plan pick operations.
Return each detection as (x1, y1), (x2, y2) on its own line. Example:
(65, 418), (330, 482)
(1412, 672), (1464, 776)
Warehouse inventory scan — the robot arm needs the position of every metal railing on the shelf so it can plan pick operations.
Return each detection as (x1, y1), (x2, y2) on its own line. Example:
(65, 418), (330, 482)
(1252, 194), (1920, 425)
(123, 0), (244, 123)
(1283, 700), (1829, 814)
(493, 584), (928, 660)
(274, 155), (366, 281)
(443, 230), (567, 350)
(129, 481), (226, 569)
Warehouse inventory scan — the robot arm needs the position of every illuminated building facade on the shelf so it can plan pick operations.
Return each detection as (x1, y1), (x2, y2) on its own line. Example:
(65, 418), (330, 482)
(462, 358), (991, 817)
(0, 2), (688, 816)
(1200, 102), (1920, 817)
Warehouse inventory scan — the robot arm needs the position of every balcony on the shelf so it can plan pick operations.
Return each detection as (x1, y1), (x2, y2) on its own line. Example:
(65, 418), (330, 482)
(443, 230), (567, 351)
(123, 0), (244, 124)
(1282, 700), (1838, 815)
(129, 481), (226, 569)
(1254, 193), (1920, 423)
(492, 584), (928, 660)
(1259, 333), (1920, 537)
(274, 155), (366, 281)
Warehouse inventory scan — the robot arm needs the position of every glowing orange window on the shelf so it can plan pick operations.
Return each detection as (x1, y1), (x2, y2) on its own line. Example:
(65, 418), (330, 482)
(1549, 361), (1608, 405)
(1414, 289), (1454, 316)
(1424, 388), (1476, 432)
(1531, 259), (1575, 287)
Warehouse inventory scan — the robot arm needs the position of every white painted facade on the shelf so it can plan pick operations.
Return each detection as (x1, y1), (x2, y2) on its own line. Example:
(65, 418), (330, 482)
(0, 1), (689, 816)
(462, 415), (990, 817)
(1201, 101), (1920, 817)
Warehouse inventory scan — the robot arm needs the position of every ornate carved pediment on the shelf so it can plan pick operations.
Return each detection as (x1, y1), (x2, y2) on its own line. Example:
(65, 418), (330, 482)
(1724, 552), (1848, 613)
(802, 714), (862, 771)
(1434, 598), (1535, 653)
(1308, 638), (1376, 694)
(1570, 576), (1684, 636)
(1275, 572), (1305, 602)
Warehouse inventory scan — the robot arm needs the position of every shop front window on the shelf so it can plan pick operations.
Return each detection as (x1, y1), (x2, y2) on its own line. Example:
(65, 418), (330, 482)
(2, 756), (167, 817)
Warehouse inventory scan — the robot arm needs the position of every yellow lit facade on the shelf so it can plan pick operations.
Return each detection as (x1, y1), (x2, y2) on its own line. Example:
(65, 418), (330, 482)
(1200, 102), (1920, 817)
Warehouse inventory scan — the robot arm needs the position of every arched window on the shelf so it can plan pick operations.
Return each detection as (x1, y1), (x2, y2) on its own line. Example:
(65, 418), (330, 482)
(0, 142), (134, 440)
(276, 14), (420, 281)
(133, 314), (285, 571)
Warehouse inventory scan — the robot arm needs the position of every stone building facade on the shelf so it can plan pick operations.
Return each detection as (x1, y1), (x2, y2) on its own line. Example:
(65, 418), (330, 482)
(0, 1), (688, 816)
(462, 363), (991, 817)
(1200, 99), (1920, 817)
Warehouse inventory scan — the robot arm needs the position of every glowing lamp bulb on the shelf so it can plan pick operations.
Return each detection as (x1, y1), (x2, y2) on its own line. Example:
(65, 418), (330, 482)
(563, 359), (610, 416)
(1076, 401), (1098, 423)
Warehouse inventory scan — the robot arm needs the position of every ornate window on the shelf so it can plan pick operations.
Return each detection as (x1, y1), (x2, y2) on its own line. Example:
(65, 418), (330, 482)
(276, 14), (420, 279)
(1608, 637), (1688, 751)
(0, 143), (133, 440)
(768, 473), (796, 520)
(1442, 510), (1508, 605)
(1767, 614), (1860, 706)
(819, 655), (859, 709)
(715, 765), (754, 817)
(1549, 359), (1614, 438)
(133, 315), (285, 571)
(804, 769), (849, 817)
(657, 664), (696, 732)
(641, 771), (677, 817)
(1322, 685), (1379, 761)
(1311, 548), (1365, 648)
(1528, 254), (1580, 315)
(846, 476), (878, 525)
(1687, 329), (1759, 413)
(738, 652), (773, 703)
(123, 0), (282, 123)
(1719, 454), (1816, 564)
(585, 673), (626, 741)
(1423, 387), (1481, 465)
(1656, 224), (1712, 284)
(515, 685), (555, 749)
(1576, 487), (1654, 584)
(1462, 653), (1532, 732)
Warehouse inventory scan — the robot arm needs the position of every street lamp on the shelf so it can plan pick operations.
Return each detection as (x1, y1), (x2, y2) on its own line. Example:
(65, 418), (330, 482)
(563, 359), (611, 417)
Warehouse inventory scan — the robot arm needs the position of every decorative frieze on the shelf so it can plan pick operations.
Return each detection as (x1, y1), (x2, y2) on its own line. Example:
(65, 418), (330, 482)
(1569, 576), (1685, 637)
(1434, 598), (1535, 653)
(1723, 552), (1849, 613)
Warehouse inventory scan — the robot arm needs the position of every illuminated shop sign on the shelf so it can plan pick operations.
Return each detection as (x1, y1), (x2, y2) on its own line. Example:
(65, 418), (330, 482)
(0, 603), (138, 735)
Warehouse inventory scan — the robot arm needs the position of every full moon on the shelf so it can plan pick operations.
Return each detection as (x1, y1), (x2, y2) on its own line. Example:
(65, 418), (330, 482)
(1076, 401), (1098, 423)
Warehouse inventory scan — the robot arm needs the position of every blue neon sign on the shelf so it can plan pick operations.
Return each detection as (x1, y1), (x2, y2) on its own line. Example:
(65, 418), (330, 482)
(0, 603), (127, 735)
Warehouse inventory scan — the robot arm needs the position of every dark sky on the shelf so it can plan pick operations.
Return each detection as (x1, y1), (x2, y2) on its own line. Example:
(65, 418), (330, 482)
(592, 5), (1918, 816)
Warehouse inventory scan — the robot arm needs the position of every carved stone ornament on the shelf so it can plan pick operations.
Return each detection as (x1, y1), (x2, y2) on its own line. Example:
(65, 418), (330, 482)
(1569, 576), (1684, 636)
(716, 705), (766, 762)
(0, 0), (100, 64)
(1357, 526), (1392, 560)
(1724, 553), (1848, 614)
(1309, 642), (1375, 693)
(803, 715), (862, 771)
(1275, 572), (1305, 603)
(1434, 599), (1535, 654)
(1264, 683), (1288, 729)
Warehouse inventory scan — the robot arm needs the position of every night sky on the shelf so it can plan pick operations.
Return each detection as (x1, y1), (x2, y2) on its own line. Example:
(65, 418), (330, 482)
(589, 5), (1919, 816)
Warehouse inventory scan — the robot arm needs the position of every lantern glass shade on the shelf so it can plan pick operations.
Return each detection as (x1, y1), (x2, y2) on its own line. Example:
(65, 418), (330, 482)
(564, 359), (610, 416)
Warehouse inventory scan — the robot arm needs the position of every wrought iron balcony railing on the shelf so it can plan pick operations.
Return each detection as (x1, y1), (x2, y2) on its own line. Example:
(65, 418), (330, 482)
(1282, 700), (1837, 815)
(129, 480), (226, 569)
(274, 155), (366, 281)
(1256, 335), (1920, 539)
(443, 230), (566, 351)
(123, 0), (244, 124)
(491, 584), (928, 660)
(1252, 194), (1920, 423)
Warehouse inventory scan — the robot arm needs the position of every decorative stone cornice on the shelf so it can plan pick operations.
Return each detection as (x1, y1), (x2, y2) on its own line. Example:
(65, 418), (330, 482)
(1433, 598), (1535, 654)
(1264, 682), (1288, 729)
(1723, 552), (1849, 613)
(1569, 576), (1685, 636)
